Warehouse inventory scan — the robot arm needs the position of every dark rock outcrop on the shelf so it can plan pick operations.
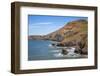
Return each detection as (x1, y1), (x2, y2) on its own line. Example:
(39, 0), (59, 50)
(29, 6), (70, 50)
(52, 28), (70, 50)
(61, 48), (68, 55)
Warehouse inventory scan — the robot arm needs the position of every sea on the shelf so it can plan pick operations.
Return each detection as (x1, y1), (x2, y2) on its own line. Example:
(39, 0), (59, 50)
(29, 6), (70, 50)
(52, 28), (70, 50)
(28, 40), (87, 61)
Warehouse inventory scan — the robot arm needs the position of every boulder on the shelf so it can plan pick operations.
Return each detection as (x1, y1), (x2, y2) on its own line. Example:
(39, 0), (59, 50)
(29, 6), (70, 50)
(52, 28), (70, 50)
(74, 46), (80, 54)
(56, 43), (65, 47)
(74, 45), (88, 55)
(81, 47), (88, 55)
(61, 48), (68, 55)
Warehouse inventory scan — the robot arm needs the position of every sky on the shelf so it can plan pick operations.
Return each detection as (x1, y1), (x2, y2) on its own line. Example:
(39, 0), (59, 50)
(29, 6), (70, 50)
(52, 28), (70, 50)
(28, 15), (87, 35)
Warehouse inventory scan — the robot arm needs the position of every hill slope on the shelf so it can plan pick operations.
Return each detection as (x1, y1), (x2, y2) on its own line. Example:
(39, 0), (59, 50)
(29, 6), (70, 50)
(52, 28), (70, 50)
(29, 19), (88, 54)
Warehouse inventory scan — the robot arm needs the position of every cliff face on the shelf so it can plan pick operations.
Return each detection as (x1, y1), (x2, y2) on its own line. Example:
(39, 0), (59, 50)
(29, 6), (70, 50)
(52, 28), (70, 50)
(29, 19), (88, 54)
(29, 35), (45, 40)
(47, 19), (87, 43)
(48, 19), (88, 54)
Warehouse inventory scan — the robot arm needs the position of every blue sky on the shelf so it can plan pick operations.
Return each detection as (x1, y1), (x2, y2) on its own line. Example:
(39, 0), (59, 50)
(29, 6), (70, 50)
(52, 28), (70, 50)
(28, 15), (87, 35)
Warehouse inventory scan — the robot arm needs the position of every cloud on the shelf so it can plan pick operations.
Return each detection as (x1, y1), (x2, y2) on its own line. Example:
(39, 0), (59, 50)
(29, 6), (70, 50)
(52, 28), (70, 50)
(36, 22), (52, 25)
(29, 25), (41, 28)
(30, 22), (53, 26)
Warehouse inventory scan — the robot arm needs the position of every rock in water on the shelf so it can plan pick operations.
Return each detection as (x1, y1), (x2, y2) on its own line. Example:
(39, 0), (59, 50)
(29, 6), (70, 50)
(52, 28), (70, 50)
(61, 48), (68, 55)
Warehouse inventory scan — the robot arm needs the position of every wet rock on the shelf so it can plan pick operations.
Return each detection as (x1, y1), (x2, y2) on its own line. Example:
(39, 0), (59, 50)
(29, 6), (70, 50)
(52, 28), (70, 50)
(81, 47), (88, 55)
(61, 48), (68, 55)
(56, 43), (64, 47)
(52, 43), (56, 46)
(74, 47), (80, 54)
(74, 45), (88, 55)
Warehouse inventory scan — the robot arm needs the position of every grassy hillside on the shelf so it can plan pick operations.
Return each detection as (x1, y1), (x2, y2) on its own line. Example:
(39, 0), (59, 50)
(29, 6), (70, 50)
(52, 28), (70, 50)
(47, 20), (87, 42)
(46, 19), (88, 54)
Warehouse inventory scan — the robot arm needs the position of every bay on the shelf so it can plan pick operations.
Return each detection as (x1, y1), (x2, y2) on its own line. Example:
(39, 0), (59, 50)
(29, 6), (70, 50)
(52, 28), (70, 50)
(28, 39), (87, 61)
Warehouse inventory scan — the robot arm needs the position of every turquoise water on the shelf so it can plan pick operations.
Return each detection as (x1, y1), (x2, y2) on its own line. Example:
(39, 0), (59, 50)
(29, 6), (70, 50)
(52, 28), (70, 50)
(28, 40), (62, 60)
(28, 40), (87, 61)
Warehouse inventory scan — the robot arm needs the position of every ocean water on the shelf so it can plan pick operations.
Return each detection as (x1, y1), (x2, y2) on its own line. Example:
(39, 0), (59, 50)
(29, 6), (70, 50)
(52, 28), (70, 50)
(28, 40), (87, 61)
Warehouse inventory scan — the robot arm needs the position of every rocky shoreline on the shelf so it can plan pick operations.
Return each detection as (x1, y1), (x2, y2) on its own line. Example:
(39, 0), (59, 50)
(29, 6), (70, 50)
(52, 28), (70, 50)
(50, 41), (87, 55)
(29, 19), (88, 56)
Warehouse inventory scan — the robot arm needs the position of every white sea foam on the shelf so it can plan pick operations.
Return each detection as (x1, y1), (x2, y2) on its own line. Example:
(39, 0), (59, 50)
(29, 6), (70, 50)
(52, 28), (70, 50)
(49, 45), (87, 58)
(53, 47), (83, 58)
(51, 50), (61, 53)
